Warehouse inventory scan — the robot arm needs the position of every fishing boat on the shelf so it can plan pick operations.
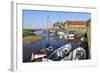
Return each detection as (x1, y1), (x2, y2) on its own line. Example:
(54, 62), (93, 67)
(31, 14), (54, 62)
(72, 47), (86, 60)
(47, 43), (72, 61)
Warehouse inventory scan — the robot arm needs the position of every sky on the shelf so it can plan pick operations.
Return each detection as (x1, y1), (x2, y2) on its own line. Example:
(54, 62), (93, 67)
(23, 10), (91, 29)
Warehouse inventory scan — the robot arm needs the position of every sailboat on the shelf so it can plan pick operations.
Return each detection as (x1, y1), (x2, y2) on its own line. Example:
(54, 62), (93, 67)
(30, 14), (54, 62)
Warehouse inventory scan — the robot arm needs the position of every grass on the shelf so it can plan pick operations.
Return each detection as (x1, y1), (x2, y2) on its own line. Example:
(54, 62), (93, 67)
(23, 29), (45, 44)
(23, 29), (34, 37)
(23, 35), (45, 44)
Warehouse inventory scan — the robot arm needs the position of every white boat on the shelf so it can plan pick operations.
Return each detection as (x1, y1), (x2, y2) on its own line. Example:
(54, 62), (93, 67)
(31, 53), (46, 61)
(57, 31), (65, 36)
(68, 34), (75, 40)
(48, 43), (72, 59)
(57, 31), (75, 40)
(72, 47), (86, 60)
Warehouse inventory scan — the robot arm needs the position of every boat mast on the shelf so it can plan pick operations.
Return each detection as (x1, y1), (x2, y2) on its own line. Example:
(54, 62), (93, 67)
(46, 13), (50, 45)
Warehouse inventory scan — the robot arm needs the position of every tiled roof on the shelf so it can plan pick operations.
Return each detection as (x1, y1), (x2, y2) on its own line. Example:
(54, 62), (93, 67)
(65, 21), (86, 25)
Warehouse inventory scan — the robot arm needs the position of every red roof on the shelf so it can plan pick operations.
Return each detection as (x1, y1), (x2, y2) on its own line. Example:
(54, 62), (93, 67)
(65, 21), (86, 25)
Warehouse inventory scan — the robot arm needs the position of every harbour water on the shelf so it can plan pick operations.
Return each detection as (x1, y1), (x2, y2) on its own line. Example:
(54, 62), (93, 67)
(23, 30), (67, 62)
